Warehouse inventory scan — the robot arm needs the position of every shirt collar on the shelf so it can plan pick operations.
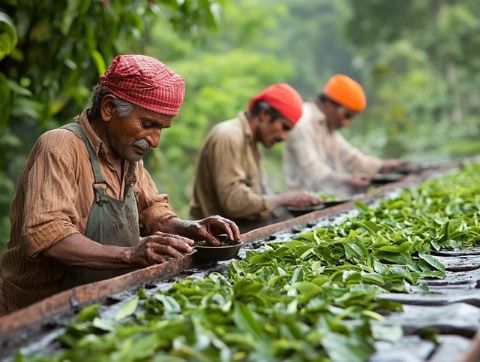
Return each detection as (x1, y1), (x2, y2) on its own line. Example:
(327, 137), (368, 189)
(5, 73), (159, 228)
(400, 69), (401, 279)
(238, 111), (254, 142)
(308, 101), (326, 123)
(76, 109), (109, 158)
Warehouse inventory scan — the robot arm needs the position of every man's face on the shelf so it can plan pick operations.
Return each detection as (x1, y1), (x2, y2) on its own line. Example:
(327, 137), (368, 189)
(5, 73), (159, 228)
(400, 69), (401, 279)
(326, 101), (357, 131)
(103, 98), (173, 162)
(257, 112), (293, 148)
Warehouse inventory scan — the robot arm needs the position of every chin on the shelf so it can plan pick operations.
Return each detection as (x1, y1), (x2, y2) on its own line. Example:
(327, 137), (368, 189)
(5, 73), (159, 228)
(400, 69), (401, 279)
(123, 151), (143, 162)
(131, 154), (144, 162)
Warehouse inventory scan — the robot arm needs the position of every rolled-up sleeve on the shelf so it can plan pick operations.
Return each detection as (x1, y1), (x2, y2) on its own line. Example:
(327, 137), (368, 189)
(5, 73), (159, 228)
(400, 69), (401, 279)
(22, 134), (81, 258)
(134, 163), (178, 235)
(212, 136), (270, 219)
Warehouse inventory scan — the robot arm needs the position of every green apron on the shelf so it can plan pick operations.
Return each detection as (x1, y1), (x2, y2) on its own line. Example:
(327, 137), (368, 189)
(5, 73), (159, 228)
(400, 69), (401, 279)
(60, 123), (140, 290)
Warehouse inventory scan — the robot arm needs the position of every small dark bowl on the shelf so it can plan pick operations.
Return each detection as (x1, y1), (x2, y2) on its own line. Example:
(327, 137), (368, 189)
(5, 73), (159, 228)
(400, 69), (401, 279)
(194, 242), (242, 262)
(287, 204), (325, 217)
(322, 200), (349, 207)
(370, 173), (404, 185)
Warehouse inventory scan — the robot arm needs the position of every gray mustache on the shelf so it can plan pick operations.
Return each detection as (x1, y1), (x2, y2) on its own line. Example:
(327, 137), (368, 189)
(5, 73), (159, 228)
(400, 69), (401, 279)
(133, 139), (151, 152)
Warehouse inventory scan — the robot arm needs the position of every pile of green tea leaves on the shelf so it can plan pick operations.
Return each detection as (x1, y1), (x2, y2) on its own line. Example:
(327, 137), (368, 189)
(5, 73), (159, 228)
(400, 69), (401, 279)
(22, 163), (480, 362)
(316, 192), (340, 202)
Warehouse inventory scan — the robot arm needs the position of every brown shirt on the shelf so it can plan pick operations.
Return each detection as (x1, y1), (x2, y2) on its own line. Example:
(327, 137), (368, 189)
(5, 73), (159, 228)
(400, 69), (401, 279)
(0, 110), (176, 314)
(190, 113), (271, 220)
(283, 102), (383, 197)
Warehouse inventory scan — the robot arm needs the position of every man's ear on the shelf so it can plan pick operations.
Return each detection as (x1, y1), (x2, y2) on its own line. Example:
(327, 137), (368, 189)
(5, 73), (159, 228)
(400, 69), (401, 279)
(100, 94), (116, 122)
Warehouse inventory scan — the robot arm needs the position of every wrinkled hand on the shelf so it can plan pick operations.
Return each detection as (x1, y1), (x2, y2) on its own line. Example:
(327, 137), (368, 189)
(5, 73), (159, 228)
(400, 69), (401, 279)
(178, 216), (241, 246)
(127, 231), (194, 267)
(278, 190), (321, 208)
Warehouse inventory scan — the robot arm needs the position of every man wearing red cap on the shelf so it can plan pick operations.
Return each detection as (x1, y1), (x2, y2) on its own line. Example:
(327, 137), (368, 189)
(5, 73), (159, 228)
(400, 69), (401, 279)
(190, 83), (320, 232)
(0, 55), (240, 315)
(283, 74), (401, 198)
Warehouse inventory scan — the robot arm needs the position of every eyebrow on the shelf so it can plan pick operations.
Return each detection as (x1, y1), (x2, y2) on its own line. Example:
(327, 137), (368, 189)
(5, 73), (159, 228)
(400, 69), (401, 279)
(141, 117), (171, 128)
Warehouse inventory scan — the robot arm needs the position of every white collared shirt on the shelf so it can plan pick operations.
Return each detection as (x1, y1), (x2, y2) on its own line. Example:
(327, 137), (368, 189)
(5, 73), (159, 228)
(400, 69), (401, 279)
(283, 102), (383, 197)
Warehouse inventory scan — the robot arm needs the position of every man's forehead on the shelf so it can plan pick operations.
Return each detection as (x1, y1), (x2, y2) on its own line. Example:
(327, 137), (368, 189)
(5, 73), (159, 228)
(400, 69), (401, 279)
(136, 106), (173, 124)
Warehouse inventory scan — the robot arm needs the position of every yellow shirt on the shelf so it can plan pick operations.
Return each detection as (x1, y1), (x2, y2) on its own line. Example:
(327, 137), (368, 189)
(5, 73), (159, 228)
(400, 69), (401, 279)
(283, 102), (383, 197)
(190, 112), (271, 220)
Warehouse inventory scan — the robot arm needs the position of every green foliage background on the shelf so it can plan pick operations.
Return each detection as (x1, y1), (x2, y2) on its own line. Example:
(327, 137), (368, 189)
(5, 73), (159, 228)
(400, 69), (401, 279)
(1, 0), (480, 254)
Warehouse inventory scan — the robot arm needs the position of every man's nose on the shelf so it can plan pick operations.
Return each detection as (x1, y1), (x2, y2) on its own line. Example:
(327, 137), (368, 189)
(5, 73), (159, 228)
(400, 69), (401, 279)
(146, 130), (161, 148)
(280, 128), (289, 141)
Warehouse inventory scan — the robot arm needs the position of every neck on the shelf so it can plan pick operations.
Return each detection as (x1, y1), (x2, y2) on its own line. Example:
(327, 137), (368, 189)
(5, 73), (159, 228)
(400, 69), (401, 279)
(90, 118), (123, 164)
(315, 101), (335, 132)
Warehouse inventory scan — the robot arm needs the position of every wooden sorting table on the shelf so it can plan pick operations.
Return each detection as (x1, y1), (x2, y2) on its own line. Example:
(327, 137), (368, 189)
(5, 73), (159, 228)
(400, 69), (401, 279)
(1, 158), (479, 361)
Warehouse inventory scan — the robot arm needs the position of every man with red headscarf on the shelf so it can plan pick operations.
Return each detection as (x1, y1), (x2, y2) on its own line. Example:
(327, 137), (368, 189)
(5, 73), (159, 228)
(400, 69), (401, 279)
(0, 55), (240, 315)
(190, 83), (320, 232)
(283, 74), (401, 198)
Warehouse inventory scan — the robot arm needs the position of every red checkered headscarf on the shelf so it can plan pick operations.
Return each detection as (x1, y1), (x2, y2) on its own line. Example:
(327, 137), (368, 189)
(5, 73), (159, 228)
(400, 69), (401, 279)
(100, 55), (185, 116)
(248, 83), (303, 126)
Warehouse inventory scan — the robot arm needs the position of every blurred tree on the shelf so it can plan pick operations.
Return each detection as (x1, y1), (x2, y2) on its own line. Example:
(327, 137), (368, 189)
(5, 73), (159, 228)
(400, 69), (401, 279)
(143, 0), (294, 216)
(0, 0), (226, 252)
(273, 0), (354, 97)
(2, 0), (480, 253)
(343, 0), (480, 159)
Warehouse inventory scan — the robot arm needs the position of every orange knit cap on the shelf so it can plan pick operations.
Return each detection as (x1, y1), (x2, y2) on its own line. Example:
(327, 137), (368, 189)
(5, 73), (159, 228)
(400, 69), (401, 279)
(323, 74), (367, 112)
(248, 83), (303, 126)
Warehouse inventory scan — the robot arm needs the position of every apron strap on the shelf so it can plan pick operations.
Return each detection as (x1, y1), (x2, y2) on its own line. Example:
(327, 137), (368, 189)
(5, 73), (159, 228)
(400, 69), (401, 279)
(60, 123), (105, 185)
(59, 123), (141, 290)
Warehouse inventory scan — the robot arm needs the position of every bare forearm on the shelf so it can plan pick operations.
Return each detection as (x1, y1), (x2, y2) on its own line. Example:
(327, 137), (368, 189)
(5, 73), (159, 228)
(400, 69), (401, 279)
(156, 217), (205, 239)
(43, 233), (134, 269)
(155, 216), (186, 235)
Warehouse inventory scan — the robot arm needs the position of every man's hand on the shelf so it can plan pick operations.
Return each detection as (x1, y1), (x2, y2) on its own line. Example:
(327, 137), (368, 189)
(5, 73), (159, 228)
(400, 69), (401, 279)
(380, 159), (402, 172)
(166, 216), (241, 246)
(267, 191), (321, 208)
(43, 232), (193, 270)
(344, 174), (371, 191)
(126, 231), (194, 267)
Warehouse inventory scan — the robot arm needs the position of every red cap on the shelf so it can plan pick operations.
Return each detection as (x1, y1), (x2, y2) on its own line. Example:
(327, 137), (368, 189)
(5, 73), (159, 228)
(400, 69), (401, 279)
(248, 83), (303, 126)
(100, 54), (185, 116)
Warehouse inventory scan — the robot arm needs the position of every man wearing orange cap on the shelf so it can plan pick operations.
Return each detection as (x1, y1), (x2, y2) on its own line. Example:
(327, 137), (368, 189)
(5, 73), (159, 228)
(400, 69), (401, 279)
(190, 83), (320, 232)
(283, 74), (400, 197)
(0, 55), (240, 315)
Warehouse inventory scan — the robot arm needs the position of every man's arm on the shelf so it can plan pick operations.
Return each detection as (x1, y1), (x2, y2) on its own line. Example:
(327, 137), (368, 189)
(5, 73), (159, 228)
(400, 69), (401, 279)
(334, 132), (383, 177)
(265, 191), (320, 209)
(211, 135), (271, 219)
(43, 232), (194, 268)
(135, 161), (240, 246)
(284, 121), (337, 192)
(285, 127), (372, 193)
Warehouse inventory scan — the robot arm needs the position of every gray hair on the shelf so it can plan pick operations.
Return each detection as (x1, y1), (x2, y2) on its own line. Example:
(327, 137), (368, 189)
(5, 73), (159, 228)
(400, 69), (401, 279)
(87, 84), (134, 120)
(111, 98), (134, 118)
